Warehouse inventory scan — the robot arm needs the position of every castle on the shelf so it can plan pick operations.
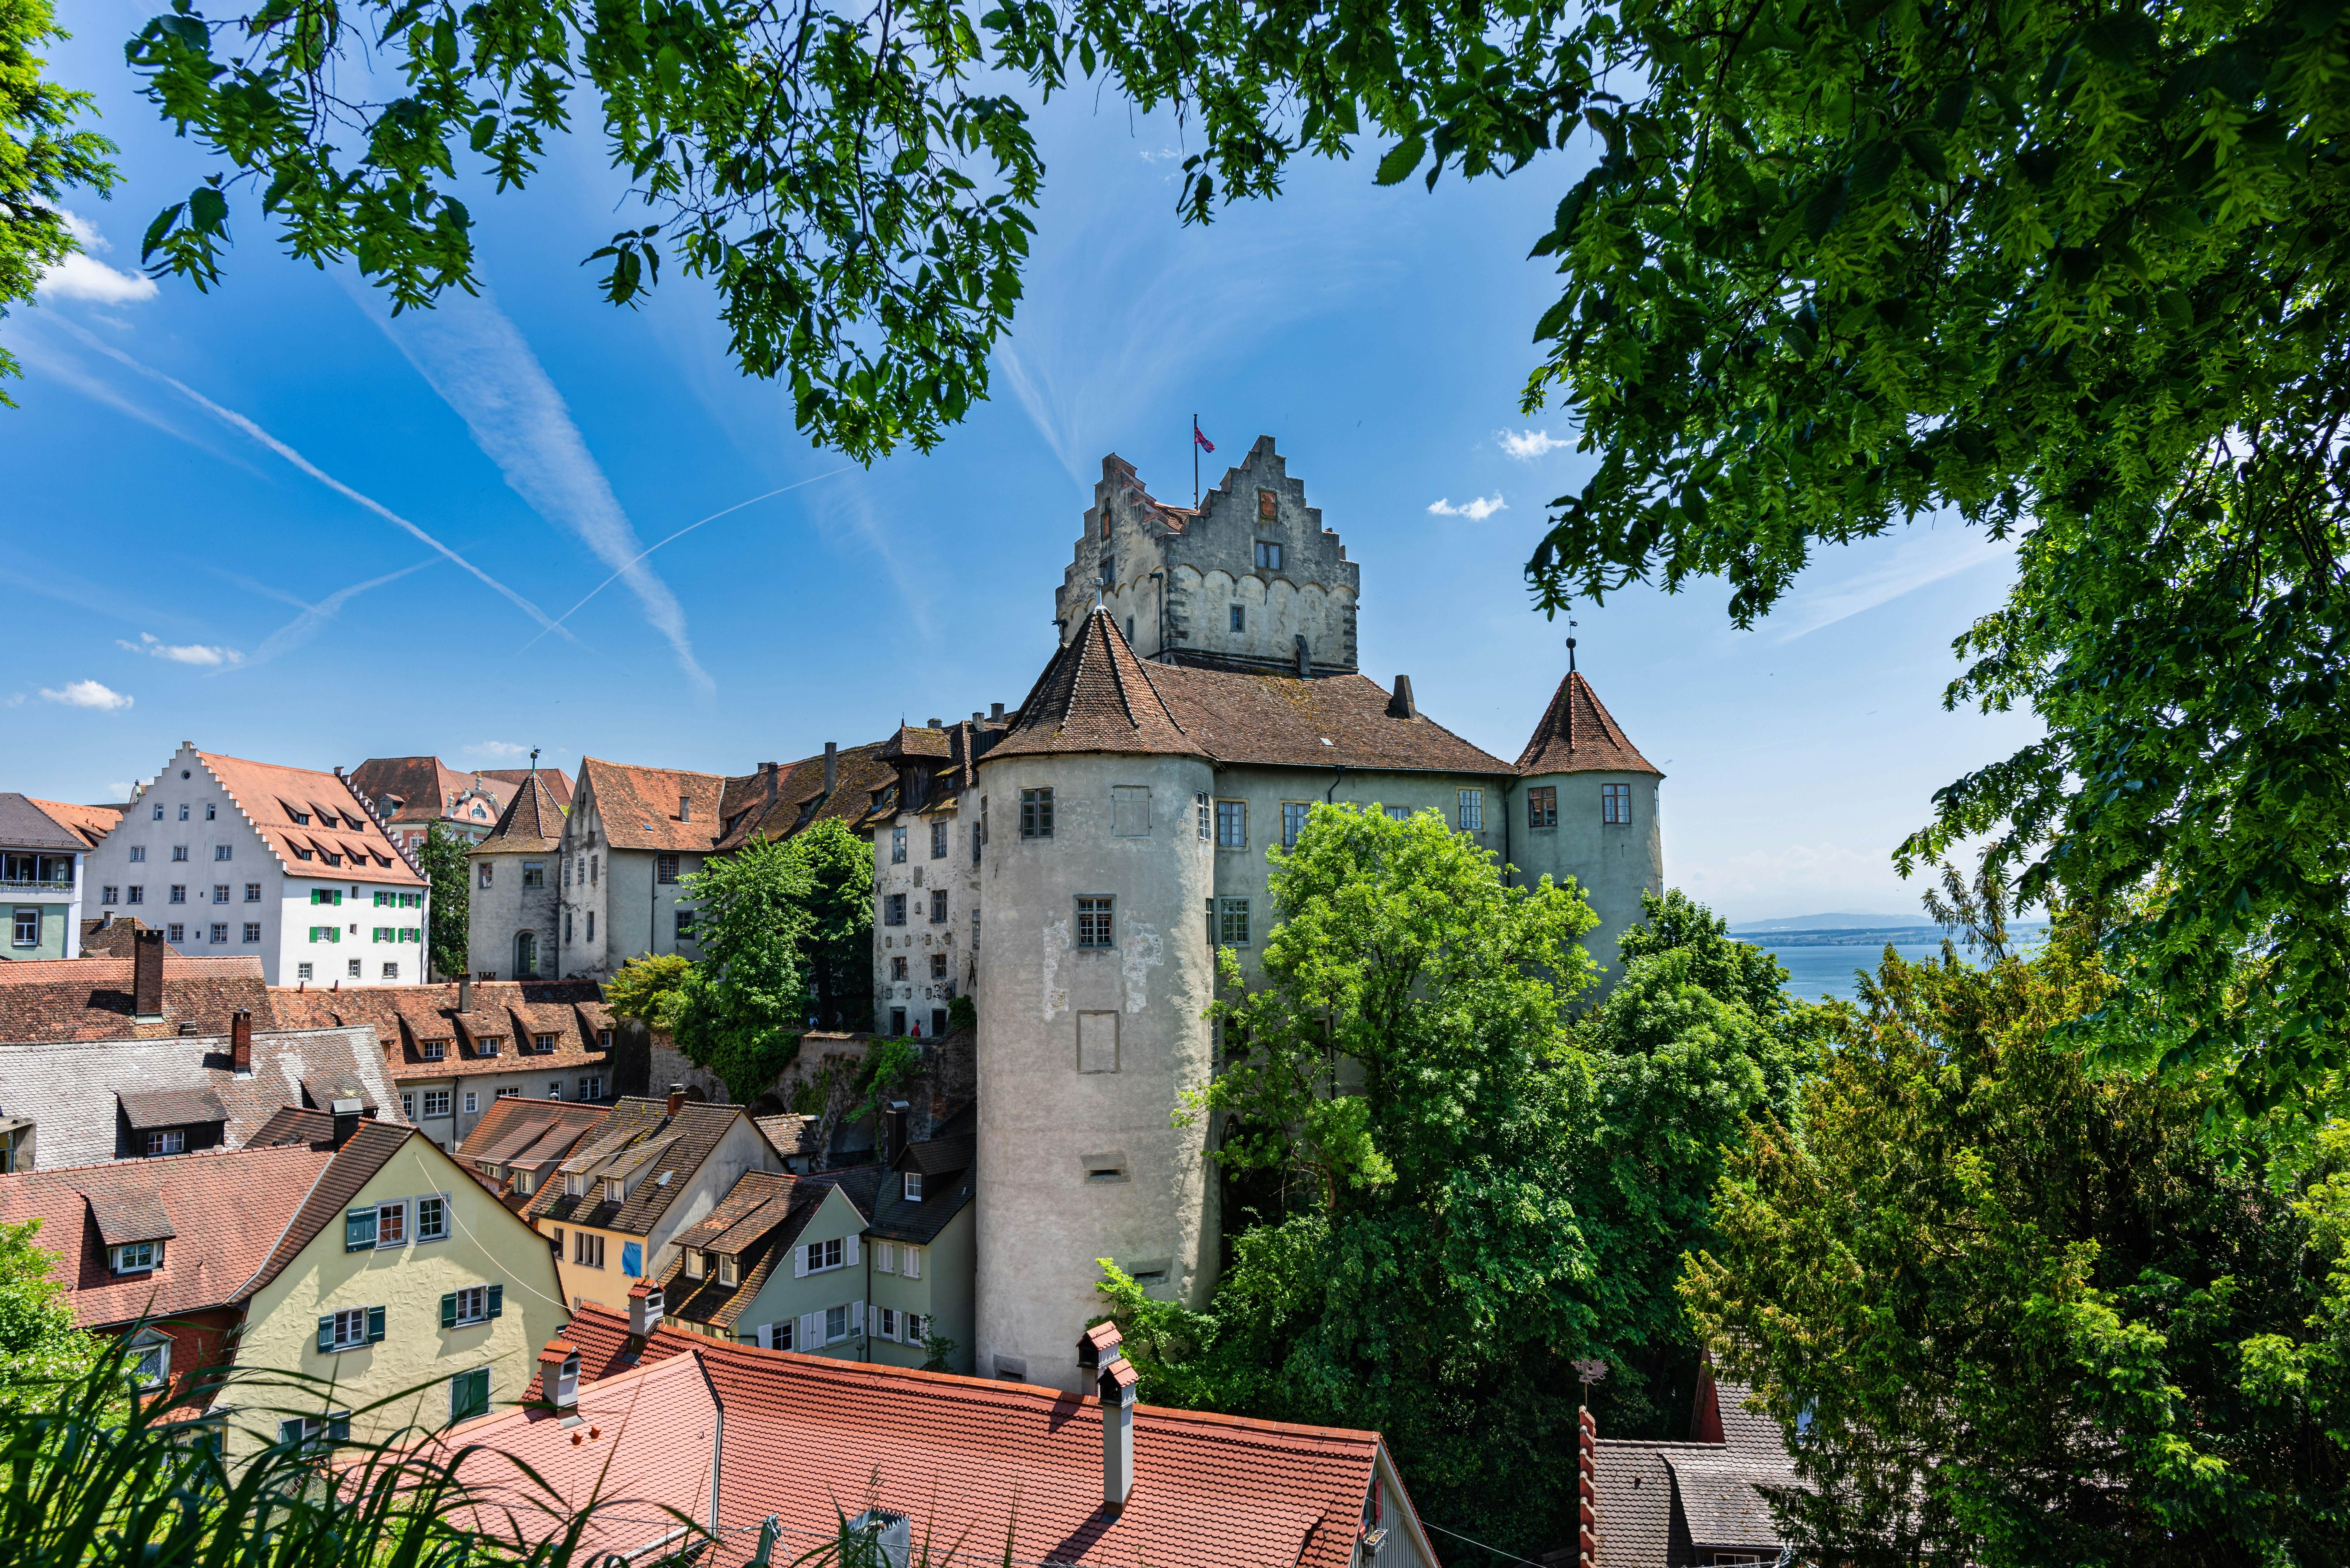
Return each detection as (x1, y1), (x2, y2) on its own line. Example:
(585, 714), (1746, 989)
(868, 436), (1664, 1392)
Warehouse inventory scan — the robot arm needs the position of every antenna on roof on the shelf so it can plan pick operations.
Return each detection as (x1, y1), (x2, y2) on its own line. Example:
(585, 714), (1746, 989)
(1566, 616), (1579, 675)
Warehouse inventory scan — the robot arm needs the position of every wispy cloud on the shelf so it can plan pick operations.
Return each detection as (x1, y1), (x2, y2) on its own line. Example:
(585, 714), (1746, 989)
(1495, 428), (1567, 461)
(12, 329), (253, 468)
(48, 318), (568, 640)
(1771, 527), (2015, 643)
(37, 212), (160, 305)
(461, 741), (532, 760)
(1428, 494), (1508, 520)
(241, 559), (440, 669)
(42, 679), (133, 710)
(118, 631), (244, 667)
(357, 286), (710, 694)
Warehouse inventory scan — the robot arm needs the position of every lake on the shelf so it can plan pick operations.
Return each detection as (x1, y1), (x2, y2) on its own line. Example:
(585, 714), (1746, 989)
(1736, 927), (2049, 1004)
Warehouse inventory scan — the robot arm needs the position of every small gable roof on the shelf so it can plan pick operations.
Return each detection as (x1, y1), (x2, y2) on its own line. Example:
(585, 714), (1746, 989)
(527, 1097), (747, 1237)
(578, 758), (727, 852)
(0, 794), (91, 853)
(1515, 671), (1661, 778)
(475, 771), (568, 854)
(22, 798), (122, 850)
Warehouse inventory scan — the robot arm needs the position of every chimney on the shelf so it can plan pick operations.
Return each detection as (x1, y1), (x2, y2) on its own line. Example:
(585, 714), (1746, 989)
(628, 1278), (664, 1337)
(458, 975), (473, 1014)
(330, 1097), (364, 1149)
(1078, 1320), (1139, 1512)
(881, 1100), (910, 1167)
(989, 702), (1005, 721)
(926, 717), (941, 729)
(540, 1338), (582, 1416)
(1386, 675), (1417, 720)
(667, 1084), (686, 1117)
(1579, 1407), (1598, 1567)
(1294, 634), (1310, 678)
(231, 1008), (253, 1074)
(823, 742), (838, 796)
(132, 929), (165, 1022)
(678, 792), (692, 823)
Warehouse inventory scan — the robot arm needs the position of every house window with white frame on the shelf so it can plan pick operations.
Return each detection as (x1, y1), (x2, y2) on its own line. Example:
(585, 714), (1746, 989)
(145, 1129), (185, 1156)
(417, 1195), (447, 1241)
(422, 1090), (451, 1117)
(110, 1240), (160, 1274)
(805, 1237), (844, 1273)
(904, 1171), (923, 1202)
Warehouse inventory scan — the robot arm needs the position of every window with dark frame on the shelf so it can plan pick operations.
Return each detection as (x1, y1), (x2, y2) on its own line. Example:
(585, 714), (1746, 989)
(930, 822), (947, 858)
(884, 893), (907, 926)
(1458, 789), (1485, 831)
(891, 827), (907, 863)
(656, 854), (681, 884)
(930, 889), (948, 923)
(1075, 896), (1114, 948)
(1601, 782), (1633, 825)
(1216, 800), (1247, 848)
(1218, 898), (1251, 947)
(929, 952), (947, 979)
(1229, 604), (1245, 632)
(1255, 540), (1283, 570)
(1281, 802), (1309, 848)
(1020, 788), (1053, 839)
(1528, 786), (1558, 828)
(891, 956), (908, 981)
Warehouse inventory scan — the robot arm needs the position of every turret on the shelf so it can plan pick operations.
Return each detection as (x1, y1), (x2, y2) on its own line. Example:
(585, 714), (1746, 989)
(1511, 669), (1664, 989)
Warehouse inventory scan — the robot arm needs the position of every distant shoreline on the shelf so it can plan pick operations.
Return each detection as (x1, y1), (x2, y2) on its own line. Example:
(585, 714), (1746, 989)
(1735, 924), (2051, 949)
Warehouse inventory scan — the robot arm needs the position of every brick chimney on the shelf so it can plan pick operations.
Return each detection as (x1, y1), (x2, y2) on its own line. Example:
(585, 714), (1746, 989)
(822, 742), (838, 796)
(1077, 1322), (1137, 1511)
(231, 1008), (253, 1075)
(132, 929), (165, 1022)
(539, 1337), (582, 1416)
(666, 1084), (686, 1117)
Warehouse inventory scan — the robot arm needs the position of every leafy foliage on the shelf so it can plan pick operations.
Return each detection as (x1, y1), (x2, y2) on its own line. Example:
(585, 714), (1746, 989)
(121, 0), (1041, 460)
(671, 835), (812, 1101)
(415, 820), (470, 983)
(0, 1219), (96, 1412)
(788, 818), (874, 1032)
(1683, 908), (2350, 1566)
(604, 951), (690, 1033)
(0, 0), (116, 402)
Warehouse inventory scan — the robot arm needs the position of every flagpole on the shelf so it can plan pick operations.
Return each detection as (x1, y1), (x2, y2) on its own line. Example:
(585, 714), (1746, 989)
(1193, 412), (1200, 508)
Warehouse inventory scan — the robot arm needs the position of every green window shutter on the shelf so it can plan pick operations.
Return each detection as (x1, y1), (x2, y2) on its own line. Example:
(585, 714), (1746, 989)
(440, 1292), (458, 1329)
(345, 1208), (376, 1251)
(486, 1283), (503, 1319)
(317, 1315), (334, 1352)
(367, 1305), (386, 1343)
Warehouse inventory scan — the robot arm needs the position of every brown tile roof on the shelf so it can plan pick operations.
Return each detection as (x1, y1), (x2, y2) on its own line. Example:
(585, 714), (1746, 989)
(479, 767), (575, 810)
(711, 742), (898, 852)
(988, 608), (1205, 761)
(474, 772), (567, 854)
(348, 758), (519, 829)
(753, 1114), (822, 1161)
(1152, 664), (1513, 775)
(655, 1169), (840, 1334)
(23, 798), (121, 850)
(0, 794), (91, 852)
(883, 725), (952, 760)
(237, 1119), (416, 1297)
(528, 1307), (1427, 1568)
(78, 916), (173, 960)
(528, 1097), (749, 1237)
(1516, 671), (1661, 777)
(0, 955), (275, 1043)
(458, 1097), (610, 1210)
(578, 758), (727, 852)
(195, 751), (425, 885)
(270, 980), (612, 1083)
(117, 1086), (228, 1129)
(246, 1105), (337, 1147)
(0, 1141), (336, 1326)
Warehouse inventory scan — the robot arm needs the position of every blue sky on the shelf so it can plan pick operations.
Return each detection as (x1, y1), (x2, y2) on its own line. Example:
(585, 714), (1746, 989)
(7, 7), (2041, 924)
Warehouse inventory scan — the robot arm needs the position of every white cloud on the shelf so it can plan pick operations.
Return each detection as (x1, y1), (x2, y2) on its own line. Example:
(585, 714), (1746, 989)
(41, 679), (133, 711)
(118, 631), (244, 667)
(3, 694), (22, 708)
(1495, 428), (1567, 461)
(462, 741), (532, 760)
(36, 211), (160, 305)
(1428, 494), (1508, 520)
(1138, 147), (1184, 164)
(107, 781), (133, 797)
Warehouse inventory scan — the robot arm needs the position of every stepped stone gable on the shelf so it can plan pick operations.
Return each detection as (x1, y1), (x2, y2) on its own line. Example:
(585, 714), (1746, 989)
(1056, 435), (1361, 675)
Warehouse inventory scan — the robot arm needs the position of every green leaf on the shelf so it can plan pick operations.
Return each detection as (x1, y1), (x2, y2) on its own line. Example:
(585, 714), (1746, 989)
(1374, 134), (1427, 187)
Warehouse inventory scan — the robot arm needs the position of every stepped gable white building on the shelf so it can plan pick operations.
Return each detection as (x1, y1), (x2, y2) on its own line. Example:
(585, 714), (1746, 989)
(80, 745), (428, 988)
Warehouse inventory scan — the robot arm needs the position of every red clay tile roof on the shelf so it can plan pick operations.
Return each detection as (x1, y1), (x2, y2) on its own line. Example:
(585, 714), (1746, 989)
(475, 772), (567, 855)
(459, 1097), (612, 1211)
(0, 1142), (335, 1326)
(528, 1097), (749, 1237)
(195, 752), (424, 885)
(713, 743), (898, 852)
(1515, 672), (1661, 777)
(23, 798), (121, 850)
(236, 1119), (416, 1298)
(77, 916), (174, 959)
(1150, 665), (1512, 775)
(348, 758), (519, 829)
(528, 1307), (1420, 1568)
(0, 955), (275, 1043)
(480, 768), (575, 811)
(579, 759), (727, 852)
(271, 980), (612, 1083)
(989, 608), (1205, 761)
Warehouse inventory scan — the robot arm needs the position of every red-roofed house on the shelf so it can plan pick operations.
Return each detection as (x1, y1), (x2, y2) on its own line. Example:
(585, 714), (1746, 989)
(474, 1305), (1439, 1568)
(347, 757), (522, 851)
(80, 745), (428, 989)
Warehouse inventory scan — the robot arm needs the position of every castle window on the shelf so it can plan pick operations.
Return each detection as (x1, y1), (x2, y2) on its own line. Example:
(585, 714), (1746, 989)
(1281, 802), (1309, 848)
(1075, 896), (1114, 948)
(1099, 554), (1114, 587)
(891, 827), (907, 863)
(1258, 488), (1277, 520)
(657, 854), (681, 884)
(930, 822), (947, 858)
(522, 861), (544, 887)
(478, 863), (493, 888)
(884, 894), (907, 926)
(1528, 787), (1558, 829)
(891, 957), (908, 981)
(1229, 604), (1245, 632)
(1112, 785), (1151, 838)
(971, 823), (982, 865)
(1602, 782), (1633, 825)
(1219, 898), (1251, 947)
(1255, 540), (1283, 571)
(929, 953), (947, 979)
(1020, 788), (1053, 839)
(930, 889), (948, 923)
(1216, 800), (1247, 848)
(1459, 789), (1485, 831)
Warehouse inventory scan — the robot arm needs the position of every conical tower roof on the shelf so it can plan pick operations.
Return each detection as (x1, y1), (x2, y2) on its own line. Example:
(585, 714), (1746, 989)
(1515, 671), (1661, 777)
(988, 608), (1205, 761)
(480, 769), (568, 851)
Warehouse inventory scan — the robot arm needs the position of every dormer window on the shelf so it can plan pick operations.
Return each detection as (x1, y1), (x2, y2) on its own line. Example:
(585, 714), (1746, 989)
(603, 1179), (625, 1204)
(534, 1032), (556, 1053)
(109, 1240), (160, 1275)
(144, 1130), (185, 1157)
(420, 1040), (447, 1061)
(903, 1171), (923, 1203)
(290, 811), (310, 825)
(684, 1248), (704, 1279)
(565, 1172), (588, 1198)
(717, 1254), (739, 1286)
(475, 1037), (502, 1057)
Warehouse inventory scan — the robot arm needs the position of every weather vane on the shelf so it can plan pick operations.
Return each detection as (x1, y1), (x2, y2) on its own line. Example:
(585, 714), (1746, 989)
(1566, 616), (1579, 675)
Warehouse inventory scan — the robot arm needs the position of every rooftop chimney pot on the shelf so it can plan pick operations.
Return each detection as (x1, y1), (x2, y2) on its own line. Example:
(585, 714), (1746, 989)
(667, 1084), (686, 1117)
(231, 1008), (253, 1074)
(132, 929), (165, 1022)
(458, 975), (473, 1013)
(678, 792), (691, 822)
(330, 1108), (361, 1149)
(1386, 675), (1418, 720)
(990, 702), (1005, 721)
(823, 742), (838, 796)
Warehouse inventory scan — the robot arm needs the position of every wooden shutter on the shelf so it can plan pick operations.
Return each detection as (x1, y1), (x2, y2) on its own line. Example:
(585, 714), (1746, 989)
(801, 1311), (822, 1348)
(440, 1292), (458, 1329)
(345, 1208), (375, 1251)
(845, 1233), (860, 1266)
(793, 1245), (807, 1278)
(487, 1284), (503, 1319)
(851, 1300), (864, 1334)
(317, 1315), (334, 1352)
(366, 1305), (386, 1343)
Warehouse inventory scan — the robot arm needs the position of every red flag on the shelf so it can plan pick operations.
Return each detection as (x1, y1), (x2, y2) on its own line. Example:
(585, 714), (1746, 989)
(1193, 421), (1215, 453)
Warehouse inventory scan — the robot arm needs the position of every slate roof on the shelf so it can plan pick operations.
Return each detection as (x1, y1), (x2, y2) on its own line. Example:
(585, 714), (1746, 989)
(473, 772), (568, 855)
(79, 917), (173, 959)
(1515, 671), (1661, 778)
(22, 798), (121, 850)
(987, 608), (1206, 761)
(246, 1105), (337, 1147)
(0, 1134), (401, 1327)
(0, 1018), (399, 1168)
(0, 955), (273, 1043)
(191, 751), (424, 886)
(458, 1097), (610, 1211)
(869, 1135), (971, 1247)
(577, 759), (727, 853)
(525, 1307), (1423, 1568)
(271, 980), (612, 1084)
(528, 1097), (749, 1238)
(655, 1170), (846, 1335)
(1588, 1375), (1796, 1566)
(479, 768), (575, 811)
(753, 1114), (822, 1164)
(0, 793), (89, 853)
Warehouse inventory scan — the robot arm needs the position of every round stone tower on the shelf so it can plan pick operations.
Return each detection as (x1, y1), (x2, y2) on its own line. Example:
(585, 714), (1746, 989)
(1510, 668), (1665, 990)
(972, 609), (1220, 1393)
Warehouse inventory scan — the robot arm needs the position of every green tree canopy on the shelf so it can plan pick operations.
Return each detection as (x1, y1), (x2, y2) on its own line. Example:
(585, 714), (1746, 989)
(670, 836), (812, 1101)
(0, 0), (116, 401)
(786, 819), (875, 1032)
(1683, 904), (2350, 1566)
(416, 821), (470, 984)
(0, 1218), (95, 1411)
(604, 952), (689, 1034)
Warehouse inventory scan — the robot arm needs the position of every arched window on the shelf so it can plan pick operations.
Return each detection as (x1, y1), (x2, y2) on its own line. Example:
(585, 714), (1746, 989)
(514, 931), (538, 978)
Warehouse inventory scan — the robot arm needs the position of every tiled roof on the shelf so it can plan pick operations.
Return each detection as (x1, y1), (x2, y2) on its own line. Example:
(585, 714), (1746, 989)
(867, 1155), (970, 1248)
(989, 608), (1205, 761)
(474, 772), (568, 854)
(246, 1105), (337, 1147)
(656, 1170), (837, 1333)
(1515, 671), (1661, 777)
(23, 798), (121, 850)
(0, 1020), (400, 1168)
(118, 1086), (227, 1128)
(193, 751), (425, 886)
(883, 725), (952, 760)
(479, 767), (576, 811)
(527, 1308), (1411, 1568)
(0, 955), (273, 1043)
(271, 980), (611, 1083)
(0, 1141), (334, 1326)
(0, 793), (90, 852)
(78, 917), (173, 960)
(712, 742), (898, 852)
(1589, 1375), (1796, 1566)
(753, 1114), (821, 1161)
(1151, 664), (1513, 775)
(348, 757), (518, 828)
(899, 1134), (973, 1179)
(459, 1098), (610, 1211)
(528, 1097), (748, 1237)
(237, 1119), (415, 1297)
(578, 759), (727, 853)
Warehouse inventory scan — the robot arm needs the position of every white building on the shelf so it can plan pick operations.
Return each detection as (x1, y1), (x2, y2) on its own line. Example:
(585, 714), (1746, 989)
(80, 745), (430, 987)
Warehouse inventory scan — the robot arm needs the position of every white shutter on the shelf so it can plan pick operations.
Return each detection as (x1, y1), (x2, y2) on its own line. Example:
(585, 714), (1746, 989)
(851, 1299), (864, 1333)
(793, 1245), (807, 1278)
(904, 1246), (921, 1280)
(756, 1323), (772, 1350)
(802, 1311), (821, 1348)
(845, 1233), (860, 1266)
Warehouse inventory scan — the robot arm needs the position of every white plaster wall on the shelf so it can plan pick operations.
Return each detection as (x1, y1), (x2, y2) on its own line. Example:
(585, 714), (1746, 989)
(871, 797), (979, 1036)
(464, 848), (560, 980)
(1507, 773), (1664, 991)
(1174, 567), (1355, 669)
(972, 750), (1217, 1395)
